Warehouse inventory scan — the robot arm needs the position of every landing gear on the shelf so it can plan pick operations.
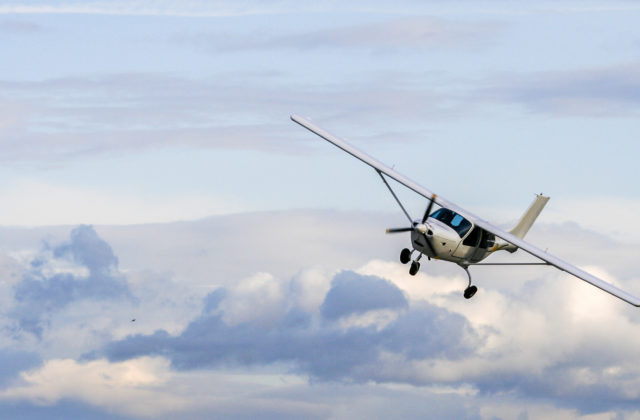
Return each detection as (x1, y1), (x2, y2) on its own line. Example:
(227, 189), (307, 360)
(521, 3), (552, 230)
(461, 266), (478, 300)
(409, 260), (420, 276)
(400, 248), (422, 276)
(400, 248), (411, 264)
(464, 285), (478, 299)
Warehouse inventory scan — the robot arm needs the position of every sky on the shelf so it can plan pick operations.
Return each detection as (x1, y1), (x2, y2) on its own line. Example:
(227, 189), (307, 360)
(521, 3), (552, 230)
(1, 1), (640, 419)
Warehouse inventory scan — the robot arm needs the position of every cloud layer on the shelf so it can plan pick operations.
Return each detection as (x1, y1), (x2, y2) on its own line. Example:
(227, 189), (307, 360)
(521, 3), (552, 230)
(1, 211), (640, 418)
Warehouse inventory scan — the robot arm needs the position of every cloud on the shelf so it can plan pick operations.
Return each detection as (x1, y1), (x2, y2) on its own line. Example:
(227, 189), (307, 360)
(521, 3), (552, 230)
(0, 74), (320, 162)
(0, 357), (187, 418)
(1, 1), (639, 18)
(2, 211), (640, 417)
(0, 1), (296, 17)
(0, 72), (473, 164)
(0, 349), (41, 387)
(0, 19), (42, 33)
(478, 64), (640, 116)
(185, 17), (503, 52)
(94, 239), (640, 415)
(320, 270), (408, 320)
(99, 269), (478, 383)
(10, 225), (133, 337)
(3, 61), (637, 166)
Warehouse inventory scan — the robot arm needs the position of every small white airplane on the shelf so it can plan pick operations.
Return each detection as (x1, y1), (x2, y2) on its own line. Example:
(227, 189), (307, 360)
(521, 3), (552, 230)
(291, 114), (640, 306)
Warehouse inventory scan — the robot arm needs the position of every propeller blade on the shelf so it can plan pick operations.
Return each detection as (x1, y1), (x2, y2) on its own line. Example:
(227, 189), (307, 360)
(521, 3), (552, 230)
(386, 227), (413, 234)
(421, 193), (437, 224)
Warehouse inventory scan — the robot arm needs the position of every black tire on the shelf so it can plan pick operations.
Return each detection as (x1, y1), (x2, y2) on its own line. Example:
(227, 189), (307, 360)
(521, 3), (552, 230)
(400, 248), (411, 264)
(409, 261), (420, 276)
(464, 285), (478, 299)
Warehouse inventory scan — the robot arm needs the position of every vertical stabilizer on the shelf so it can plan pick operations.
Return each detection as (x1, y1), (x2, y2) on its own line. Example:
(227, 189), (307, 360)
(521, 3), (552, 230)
(509, 194), (550, 239)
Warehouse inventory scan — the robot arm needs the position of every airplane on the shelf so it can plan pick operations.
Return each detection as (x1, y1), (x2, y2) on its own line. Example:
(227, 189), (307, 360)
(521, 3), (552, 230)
(291, 114), (640, 306)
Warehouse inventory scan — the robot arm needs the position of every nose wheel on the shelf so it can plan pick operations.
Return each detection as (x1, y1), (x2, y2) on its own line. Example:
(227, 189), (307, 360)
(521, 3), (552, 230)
(409, 260), (420, 276)
(400, 248), (423, 276)
(400, 248), (412, 264)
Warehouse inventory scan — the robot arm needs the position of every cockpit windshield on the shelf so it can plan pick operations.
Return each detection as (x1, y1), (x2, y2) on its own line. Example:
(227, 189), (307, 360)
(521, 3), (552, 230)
(429, 208), (472, 237)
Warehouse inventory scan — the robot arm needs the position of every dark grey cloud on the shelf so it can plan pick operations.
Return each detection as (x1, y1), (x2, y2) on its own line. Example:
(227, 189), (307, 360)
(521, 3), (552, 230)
(320, 270), (408, 320)
(99, 270), (478, 383)
(10, 225), (132, 337)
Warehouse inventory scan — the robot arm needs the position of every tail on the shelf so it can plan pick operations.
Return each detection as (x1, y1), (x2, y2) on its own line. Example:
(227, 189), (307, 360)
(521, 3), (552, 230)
(509, 194), (550, 239)
(496, 194), (550, 253)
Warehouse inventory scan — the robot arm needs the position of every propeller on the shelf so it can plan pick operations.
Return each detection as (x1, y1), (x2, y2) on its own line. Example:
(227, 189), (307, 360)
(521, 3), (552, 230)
(385, 194), (438, 256)
(422, 194), (437, 224)
(385, 227), (413, 233)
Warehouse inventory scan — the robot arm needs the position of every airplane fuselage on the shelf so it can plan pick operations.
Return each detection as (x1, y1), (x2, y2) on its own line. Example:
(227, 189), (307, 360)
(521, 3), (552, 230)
(410, 211), (498, 266)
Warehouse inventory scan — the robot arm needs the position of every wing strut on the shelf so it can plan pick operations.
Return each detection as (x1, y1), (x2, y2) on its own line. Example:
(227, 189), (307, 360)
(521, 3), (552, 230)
(469, 262), (551, 266)
(376, 170), (413, 224)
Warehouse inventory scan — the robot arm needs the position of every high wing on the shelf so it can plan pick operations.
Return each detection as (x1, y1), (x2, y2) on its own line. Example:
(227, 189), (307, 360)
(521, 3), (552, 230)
(291, 114), (640, 307)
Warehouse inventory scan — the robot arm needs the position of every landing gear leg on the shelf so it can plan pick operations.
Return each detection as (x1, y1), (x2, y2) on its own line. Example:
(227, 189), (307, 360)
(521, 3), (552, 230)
(462, 266), (478, 299)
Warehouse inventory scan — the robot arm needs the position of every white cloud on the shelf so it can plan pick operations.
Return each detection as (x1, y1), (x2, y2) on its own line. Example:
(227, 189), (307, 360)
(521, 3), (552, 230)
(0, 357), (187, 418)
(220, 272), (287, 327)
(3, 210), (640, 418)
(289, 266), (334, 313)
(0, 1), (287, 17)
(355, 257), (640, 395)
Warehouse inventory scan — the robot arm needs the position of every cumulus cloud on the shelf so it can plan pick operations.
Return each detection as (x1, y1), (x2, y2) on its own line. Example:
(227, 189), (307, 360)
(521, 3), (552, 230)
(10, 225), (132, 337)
(0, 357), (187, 418)
(100, 269), (479, 382)
(320, 270), (408, 320)
(2, 211), (640, 418)
(95, 247), (640, 415)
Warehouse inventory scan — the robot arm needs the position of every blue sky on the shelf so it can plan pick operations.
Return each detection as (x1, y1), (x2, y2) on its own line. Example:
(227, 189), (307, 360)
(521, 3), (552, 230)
(1, 1), (640, 419)
(0, 0), (639, 227)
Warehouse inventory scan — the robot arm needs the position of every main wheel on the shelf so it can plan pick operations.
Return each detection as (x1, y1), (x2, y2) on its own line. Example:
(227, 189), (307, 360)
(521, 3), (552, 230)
(400, 248), (411, 264)
(409, 261), (420, 276)
(463, 285), (478, 299)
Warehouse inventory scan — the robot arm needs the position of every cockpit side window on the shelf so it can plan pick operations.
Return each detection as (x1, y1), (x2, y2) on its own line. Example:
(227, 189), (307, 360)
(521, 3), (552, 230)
(479, 231), (496, 249)
(463, 226), (481, 246)
(451, 216), (472, 237)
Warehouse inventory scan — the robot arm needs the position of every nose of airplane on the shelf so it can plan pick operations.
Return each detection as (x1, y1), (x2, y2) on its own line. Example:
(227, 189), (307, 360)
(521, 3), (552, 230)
(415, 223), (428, 234)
